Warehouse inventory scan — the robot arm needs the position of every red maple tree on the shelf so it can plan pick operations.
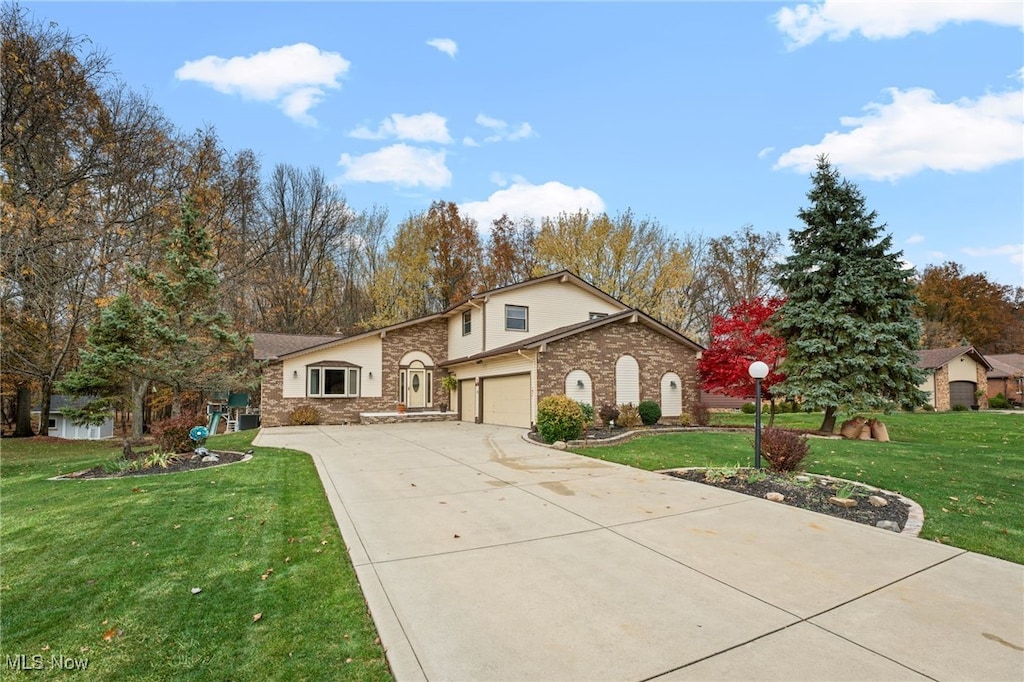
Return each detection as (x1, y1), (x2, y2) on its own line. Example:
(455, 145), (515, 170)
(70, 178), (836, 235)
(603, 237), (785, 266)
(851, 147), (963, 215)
(698, 297), (786, 424)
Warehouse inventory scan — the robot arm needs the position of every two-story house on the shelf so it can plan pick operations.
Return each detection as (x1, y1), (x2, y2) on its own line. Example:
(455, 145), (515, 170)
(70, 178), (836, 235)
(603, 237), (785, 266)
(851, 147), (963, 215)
(253, 271), (703, 428)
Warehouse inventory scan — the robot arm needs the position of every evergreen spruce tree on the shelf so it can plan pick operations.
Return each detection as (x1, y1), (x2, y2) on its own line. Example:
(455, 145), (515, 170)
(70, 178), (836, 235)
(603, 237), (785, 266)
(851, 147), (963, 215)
(773, 156), (925, 432)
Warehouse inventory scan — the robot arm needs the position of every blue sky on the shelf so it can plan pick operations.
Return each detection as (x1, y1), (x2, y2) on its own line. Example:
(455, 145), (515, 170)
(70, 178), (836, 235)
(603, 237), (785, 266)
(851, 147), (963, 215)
(27, 1), (1024, 287)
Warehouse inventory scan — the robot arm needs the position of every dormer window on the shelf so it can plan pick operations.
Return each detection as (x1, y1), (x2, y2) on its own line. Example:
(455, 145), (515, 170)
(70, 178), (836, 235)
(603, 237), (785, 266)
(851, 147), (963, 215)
(505, 305), (528, 331)
(462, 310), (472, 336)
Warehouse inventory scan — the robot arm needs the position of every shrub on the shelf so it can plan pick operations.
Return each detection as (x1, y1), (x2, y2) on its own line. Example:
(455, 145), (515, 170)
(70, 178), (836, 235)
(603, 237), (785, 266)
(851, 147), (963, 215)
(289, 405), (322, 425)
(691, 402), (711, 427)
(758, 428), (809, 473)
(740, 402), (756, 414)
(989, 393), (1011, 409)
(598, 403), (620, 426)
(951, 403), (969, 412)
(922, 403), (935, 412)
(150, 413), (207, 453)
(678, 412), (692, 426)
(616, 403), (642, 428)
(577, 402), (595, 427)
(637, 400), (661, 426)
(536, 395), (585, 443)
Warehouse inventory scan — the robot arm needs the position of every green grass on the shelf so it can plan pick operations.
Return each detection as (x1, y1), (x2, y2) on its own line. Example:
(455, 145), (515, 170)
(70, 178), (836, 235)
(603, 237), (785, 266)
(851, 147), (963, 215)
(0, 432), (392, 681)
(573, 412), (1024, 565)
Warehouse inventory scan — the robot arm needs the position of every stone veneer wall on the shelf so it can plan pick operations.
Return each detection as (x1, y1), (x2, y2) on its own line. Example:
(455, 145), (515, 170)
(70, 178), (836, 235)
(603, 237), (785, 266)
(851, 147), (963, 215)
(975, 364), (989, 409)
(933, 366), (950, 411)
(259, 318), (450, 426)
(535, 320), (700, 419)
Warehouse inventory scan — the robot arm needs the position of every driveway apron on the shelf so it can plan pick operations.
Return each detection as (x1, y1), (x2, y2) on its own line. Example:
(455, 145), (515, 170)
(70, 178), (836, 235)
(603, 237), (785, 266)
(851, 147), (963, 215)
(254, 422), (1024, 682)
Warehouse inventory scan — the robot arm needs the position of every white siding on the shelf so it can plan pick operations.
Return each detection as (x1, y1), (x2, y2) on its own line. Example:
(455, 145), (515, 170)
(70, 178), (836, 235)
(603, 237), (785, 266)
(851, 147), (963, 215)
(615, 355), (640, 405)
(565, 369), (593, 406)
(918, 371), (937, 407)
(949, 356), (980, 382)
(448, 308), (481, 359)
(484, 280), (623, 351)
(660, 372), (683, 417)
(447, 352), (537, 422)
(282, 336), (383, 398)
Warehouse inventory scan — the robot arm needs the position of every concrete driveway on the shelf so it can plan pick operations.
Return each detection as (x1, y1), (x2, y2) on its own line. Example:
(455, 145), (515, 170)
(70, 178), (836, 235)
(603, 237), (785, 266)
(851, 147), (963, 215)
(254, 422), (1024, 681)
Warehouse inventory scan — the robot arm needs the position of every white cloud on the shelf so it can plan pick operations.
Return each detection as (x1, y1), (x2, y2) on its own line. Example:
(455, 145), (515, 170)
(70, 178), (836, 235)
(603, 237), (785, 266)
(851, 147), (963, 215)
(774, 1), (1023, 49)
(463, 136), (480, 147)
(774, 86), (1024, 181)
(962, 244), (1024, 265)
(338, 144), (451, 189)
(459, 180), (605, 230)
(906, 233), (925, 245)
(349, 113), (452, 143)
(426, 38), (457, 58)
(474, 113), (536, 143)
(927, 251), (948, 261)
(757, 146), (775, 159)
(175, 43), (349, 125)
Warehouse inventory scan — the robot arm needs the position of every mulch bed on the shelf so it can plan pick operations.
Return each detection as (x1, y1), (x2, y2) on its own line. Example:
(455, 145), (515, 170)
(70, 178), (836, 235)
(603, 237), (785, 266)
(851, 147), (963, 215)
(666, 468), (910, 530)
(60, 450), (249, 479)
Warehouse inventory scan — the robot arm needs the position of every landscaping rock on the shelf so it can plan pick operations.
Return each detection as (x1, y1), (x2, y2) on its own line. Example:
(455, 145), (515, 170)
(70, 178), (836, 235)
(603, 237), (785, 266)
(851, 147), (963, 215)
(201, 454), (220, 463)
(876, 520), (901, 532)
(765, 492), (785, 502)
(794, 475), (810, 483)
(551, 441), (567, 450)
(868, 495), (889, 507)
(829, 496), (858, 508)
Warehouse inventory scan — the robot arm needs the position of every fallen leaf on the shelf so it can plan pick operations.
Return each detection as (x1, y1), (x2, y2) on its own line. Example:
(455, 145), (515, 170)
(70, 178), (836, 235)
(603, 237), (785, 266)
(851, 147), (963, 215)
(102, 628), (120, 641)
(173, 524), (181, 530)
(253, 613), (262, 622)
(345, 658), (353, 664)
(227, 516), (234, 521)
(284, 557), (291, 563)
(191, 587), (202, 594)
(41, 645), (50, 652)
(949, 496), (959, 502)
(321, 540), (328, 546)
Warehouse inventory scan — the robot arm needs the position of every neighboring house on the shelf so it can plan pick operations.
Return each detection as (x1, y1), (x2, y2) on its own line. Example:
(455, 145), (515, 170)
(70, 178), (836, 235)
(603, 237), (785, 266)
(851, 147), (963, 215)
(34, 396), (115, 440)
(700, 390), (749, 411)
(254, 271), (703, 428)
(915, 346), (992, 410)
(985, 354), (1024, 406)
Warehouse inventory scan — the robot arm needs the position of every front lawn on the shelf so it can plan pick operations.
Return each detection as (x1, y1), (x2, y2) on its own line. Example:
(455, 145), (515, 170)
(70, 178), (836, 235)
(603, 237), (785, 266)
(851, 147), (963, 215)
(0, 432), (392, 681)
(573, 412), (1023, 565)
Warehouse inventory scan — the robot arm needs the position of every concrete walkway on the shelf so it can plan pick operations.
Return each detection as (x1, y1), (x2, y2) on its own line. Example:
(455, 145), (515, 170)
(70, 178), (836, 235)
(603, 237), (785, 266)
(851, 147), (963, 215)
(254, 422), (1024, 681)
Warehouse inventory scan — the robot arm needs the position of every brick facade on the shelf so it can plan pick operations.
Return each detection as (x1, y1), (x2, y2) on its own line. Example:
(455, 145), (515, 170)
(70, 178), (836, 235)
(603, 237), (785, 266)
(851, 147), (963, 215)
(535, 320), (700, 419)
(259, 318), (450, 427)
(929, 364), (989, 411)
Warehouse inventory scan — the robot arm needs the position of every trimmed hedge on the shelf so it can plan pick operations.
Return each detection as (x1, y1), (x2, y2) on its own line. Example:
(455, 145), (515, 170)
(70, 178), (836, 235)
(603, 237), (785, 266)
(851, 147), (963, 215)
(537, 395), (585, 443)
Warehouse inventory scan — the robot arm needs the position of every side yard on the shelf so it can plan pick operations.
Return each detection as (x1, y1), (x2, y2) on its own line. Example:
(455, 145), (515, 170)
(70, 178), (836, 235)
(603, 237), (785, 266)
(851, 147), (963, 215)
(572, 412), (1023, 565)
(0, 432), (391, 681)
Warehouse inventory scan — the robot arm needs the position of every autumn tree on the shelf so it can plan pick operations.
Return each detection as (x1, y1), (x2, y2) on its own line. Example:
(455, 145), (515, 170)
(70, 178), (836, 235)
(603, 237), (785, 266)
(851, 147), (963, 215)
(1, 4), (171, 434)
(533, 209), (694, 328)
(915, 262), (1024, 353)
(335, 204), (390, 332)
(424, 200), (480, 308)
(247, 164), (352, 333)
(481, 214), (537, 290)
(773, 156), (925, 432)
(698, 297), (786, 425)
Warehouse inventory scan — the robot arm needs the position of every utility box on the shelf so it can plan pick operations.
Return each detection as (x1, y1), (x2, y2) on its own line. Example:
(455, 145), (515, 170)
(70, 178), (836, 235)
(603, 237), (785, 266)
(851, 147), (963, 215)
(238, 414), (260, 431)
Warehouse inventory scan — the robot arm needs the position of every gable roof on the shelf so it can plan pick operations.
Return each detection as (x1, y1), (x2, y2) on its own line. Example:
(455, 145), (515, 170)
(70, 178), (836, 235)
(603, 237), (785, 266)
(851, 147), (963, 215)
(252, 332), (342, 360)
(439, 308), (703, 367)
(915, 346), (993, 371)
(986, 353), (1024, 379)
(443, 270), (629, 314)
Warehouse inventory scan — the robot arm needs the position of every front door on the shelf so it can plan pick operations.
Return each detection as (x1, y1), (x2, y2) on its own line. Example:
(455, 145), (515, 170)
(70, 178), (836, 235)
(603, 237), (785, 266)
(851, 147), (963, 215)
(408, 368), (427, 408)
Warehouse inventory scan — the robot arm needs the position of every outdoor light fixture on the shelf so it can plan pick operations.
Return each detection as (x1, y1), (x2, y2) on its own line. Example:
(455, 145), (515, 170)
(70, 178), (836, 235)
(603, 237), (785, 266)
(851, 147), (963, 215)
(577, 379), (585, 388)
(293, 370), (298, 378)
(368, 371), (373, 379)
(670, 381), (677, 389)
(748, 361), (770, 470)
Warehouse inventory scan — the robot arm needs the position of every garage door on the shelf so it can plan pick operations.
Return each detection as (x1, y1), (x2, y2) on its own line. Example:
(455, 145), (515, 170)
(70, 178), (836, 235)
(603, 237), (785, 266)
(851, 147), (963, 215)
(949, 381), (976, 408)
(459, 379), (476, 422)
(481, 374), (532, 428)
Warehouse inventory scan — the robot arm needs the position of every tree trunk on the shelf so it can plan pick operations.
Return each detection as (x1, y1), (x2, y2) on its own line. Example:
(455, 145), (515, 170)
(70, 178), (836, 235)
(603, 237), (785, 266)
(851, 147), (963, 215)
(820, 406), (837, 433)
(131, 380), (149, 439)
(38, 380), (52, 440)
(13, 385), (34, 437)
(767, 399), (777, 428)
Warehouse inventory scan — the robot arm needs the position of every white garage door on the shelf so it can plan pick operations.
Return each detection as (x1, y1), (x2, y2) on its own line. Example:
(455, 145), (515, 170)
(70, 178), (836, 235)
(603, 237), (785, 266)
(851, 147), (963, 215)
(482, 374), (532, 428)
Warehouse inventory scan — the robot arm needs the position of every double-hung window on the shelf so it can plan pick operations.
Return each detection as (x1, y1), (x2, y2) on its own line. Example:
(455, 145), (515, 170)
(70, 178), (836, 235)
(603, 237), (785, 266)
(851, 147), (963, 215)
(308, 365), (360, 397)
(462, 310), (472, 336)
(505, 305), (528, 331)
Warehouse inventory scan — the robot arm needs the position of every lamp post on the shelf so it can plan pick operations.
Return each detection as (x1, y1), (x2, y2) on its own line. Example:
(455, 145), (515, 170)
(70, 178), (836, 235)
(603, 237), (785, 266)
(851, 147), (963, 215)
(748, 361), (769, 470)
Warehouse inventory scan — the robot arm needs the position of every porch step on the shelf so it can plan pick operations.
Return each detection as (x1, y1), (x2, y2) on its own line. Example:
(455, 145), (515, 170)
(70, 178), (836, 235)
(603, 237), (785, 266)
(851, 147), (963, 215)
(359, 411), (461, 425)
